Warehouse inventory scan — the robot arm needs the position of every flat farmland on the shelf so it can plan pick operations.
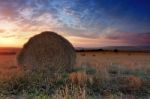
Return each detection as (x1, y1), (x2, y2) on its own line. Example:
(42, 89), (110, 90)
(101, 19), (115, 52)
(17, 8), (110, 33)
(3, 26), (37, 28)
(76, 51), (150, 71)
(0, 50), (150, 98)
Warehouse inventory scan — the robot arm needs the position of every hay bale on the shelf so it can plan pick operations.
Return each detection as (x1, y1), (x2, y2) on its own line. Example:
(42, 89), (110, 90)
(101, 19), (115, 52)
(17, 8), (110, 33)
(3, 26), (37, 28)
(17, 31), (76, 74)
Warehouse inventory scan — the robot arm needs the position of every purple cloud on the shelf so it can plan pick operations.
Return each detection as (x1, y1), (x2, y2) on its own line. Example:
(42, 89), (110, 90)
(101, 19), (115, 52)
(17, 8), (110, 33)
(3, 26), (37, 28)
(106, 32), (150, 45)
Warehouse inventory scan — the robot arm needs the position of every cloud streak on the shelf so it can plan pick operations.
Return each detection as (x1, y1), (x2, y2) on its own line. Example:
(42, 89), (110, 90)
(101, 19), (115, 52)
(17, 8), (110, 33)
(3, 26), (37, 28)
(106, 32), (150, 45)
(0, 0), (150, 47)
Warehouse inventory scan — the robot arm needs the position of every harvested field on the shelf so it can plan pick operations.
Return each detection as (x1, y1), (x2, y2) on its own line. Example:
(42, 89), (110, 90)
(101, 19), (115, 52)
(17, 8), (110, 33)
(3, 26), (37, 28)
(0, 50), (150, 98)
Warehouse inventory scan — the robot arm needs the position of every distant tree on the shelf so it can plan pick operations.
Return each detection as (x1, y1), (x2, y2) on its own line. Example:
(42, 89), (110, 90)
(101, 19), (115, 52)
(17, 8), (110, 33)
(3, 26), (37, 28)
(98, 49), (104, 51)
(114, 49), (118, 52)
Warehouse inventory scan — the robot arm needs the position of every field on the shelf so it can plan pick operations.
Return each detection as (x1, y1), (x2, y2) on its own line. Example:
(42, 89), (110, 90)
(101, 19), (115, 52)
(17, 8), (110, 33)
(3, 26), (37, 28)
(0, 50), (150, 99)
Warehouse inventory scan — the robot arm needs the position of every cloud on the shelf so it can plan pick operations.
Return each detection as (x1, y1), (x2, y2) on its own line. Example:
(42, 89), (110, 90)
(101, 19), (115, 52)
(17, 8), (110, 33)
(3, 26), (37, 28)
(0, 0), (150, 47)
(0, 29), (5, 33)
(106, 32), (150, 45)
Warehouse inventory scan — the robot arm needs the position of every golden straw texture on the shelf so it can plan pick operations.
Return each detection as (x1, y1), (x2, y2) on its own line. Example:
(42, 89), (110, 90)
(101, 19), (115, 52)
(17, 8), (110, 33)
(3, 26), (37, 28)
(17, 31), (76, 74)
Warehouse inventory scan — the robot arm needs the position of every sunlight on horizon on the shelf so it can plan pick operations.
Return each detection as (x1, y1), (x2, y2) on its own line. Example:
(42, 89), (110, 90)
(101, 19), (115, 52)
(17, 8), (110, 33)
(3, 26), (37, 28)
(0, 0), (149, 48)
(0, 37), (27, 47)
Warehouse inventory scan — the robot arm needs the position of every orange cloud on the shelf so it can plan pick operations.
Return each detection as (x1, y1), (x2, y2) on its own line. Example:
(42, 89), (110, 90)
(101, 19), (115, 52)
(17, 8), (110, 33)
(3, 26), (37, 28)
(66, 35), (128, 48)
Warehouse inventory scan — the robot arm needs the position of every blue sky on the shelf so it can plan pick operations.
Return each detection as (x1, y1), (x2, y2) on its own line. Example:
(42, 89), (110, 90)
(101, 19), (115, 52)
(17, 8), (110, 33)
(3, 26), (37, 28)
(0, 0), (150, 47)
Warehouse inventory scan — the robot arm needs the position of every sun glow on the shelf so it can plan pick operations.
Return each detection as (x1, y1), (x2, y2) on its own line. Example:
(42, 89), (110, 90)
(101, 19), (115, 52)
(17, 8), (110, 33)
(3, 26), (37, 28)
(0, 37), (26, 47)
(0, 20), (18, 31)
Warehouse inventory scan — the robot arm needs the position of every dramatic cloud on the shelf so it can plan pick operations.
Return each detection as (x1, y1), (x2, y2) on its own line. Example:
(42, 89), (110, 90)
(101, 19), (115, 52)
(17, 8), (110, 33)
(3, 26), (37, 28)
(0, 0), (150, 47)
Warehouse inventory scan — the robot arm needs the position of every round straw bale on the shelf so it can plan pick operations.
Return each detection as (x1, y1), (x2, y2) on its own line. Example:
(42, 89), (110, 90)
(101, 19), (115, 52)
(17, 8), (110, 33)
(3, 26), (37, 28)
(17, 31), (76, 74)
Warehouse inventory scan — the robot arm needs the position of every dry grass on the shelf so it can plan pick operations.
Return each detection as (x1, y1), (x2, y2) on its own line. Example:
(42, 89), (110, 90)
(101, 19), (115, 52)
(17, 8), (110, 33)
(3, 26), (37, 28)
(125, 75), (143, 91)
(77, 51), (150, 71)
(69, 72), (87, 86)
(0, 51), (150, 98)
(0, 55), (22, 80)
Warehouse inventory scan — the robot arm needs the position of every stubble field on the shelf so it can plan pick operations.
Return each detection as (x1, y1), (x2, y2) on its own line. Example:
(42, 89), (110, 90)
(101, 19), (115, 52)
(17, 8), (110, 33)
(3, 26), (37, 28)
(0, 50), (150, 99)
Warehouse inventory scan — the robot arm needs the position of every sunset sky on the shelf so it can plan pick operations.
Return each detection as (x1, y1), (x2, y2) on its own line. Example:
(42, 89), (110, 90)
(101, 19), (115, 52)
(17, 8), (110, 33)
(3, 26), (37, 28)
(0, 0), (150, 48)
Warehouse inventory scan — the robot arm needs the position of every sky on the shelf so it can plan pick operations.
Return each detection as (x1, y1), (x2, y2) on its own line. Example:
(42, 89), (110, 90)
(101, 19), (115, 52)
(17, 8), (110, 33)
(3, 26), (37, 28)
(0, 0), (150, 48)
